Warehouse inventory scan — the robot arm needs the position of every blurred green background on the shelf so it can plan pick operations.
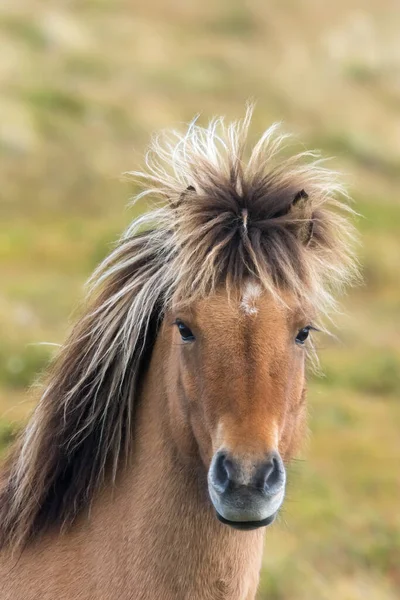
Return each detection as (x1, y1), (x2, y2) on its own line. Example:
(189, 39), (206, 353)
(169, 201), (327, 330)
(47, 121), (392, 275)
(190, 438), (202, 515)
(1, 1), (399, 598)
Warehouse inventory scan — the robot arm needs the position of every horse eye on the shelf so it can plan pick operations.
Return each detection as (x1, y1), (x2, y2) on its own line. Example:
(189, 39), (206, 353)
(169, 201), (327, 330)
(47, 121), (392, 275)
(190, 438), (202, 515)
(175, 320), (195, 342)
(295, 326), (311, 345)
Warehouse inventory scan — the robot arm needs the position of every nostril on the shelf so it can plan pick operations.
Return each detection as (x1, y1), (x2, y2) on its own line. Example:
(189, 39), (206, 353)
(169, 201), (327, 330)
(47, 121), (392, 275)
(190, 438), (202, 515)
(211, 450), (285, 496)
(212, 452), (230, 493)
(263, 453), (285, 495)
(266, 457), (280, 487)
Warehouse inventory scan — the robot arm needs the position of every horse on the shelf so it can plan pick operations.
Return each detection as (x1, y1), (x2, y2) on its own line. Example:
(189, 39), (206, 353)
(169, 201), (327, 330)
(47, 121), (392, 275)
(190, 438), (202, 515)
(0, 109), (357, 599)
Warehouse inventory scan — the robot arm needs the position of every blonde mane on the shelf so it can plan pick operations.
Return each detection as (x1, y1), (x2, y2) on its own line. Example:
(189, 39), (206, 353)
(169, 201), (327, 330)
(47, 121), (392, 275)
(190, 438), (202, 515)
(0, 108), (358, 551)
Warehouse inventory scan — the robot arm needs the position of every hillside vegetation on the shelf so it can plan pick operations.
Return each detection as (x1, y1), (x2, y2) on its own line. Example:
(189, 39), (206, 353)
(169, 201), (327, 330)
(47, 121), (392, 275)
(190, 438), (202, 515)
(1, 1), (399, 598)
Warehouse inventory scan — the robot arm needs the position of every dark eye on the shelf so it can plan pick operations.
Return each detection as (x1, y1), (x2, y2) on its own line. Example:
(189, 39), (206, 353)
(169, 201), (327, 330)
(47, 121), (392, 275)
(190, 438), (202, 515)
(295, 326), (311, 345)
(175, 320), (195, 342)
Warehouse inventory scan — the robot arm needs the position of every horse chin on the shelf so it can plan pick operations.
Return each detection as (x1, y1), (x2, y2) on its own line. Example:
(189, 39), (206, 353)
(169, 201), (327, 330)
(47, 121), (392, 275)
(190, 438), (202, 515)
(215, 511), (277, 531)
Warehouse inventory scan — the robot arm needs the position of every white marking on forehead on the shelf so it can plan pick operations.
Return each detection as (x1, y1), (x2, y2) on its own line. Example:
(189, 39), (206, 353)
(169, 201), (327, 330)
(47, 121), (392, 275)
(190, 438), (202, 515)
(240, 281), (262, 315)
(241, 208), (248, 233)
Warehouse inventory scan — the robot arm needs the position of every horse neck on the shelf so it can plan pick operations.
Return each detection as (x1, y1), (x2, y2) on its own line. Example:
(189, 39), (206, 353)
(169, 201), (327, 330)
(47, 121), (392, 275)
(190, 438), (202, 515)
(0, 335), (265, 600)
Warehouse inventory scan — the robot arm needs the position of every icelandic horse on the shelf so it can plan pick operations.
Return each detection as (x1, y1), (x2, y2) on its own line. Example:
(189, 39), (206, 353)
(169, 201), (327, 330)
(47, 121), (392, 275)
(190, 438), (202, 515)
(0, 110), (357, 599)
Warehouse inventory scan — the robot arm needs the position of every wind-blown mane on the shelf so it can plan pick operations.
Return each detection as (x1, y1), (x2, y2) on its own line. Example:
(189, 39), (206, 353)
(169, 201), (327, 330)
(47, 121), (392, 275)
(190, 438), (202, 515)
(0, 108), (358, 551)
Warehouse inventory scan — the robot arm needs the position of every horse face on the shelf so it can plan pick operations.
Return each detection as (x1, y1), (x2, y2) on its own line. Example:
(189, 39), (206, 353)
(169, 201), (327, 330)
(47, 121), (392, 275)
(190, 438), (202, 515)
(164, 283), (312, 530)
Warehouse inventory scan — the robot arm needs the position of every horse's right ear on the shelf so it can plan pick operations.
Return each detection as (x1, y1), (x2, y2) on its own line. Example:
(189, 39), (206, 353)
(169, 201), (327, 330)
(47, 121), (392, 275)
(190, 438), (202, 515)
(292, 188), (309, 206)
(289, 189), (314, 246)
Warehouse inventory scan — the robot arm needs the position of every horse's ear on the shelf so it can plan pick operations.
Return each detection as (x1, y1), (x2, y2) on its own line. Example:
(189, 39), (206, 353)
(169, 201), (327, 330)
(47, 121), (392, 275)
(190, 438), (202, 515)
(289, 189), (314, 245)
(292, 188), (309, 206)
(172, 185), (196, 208)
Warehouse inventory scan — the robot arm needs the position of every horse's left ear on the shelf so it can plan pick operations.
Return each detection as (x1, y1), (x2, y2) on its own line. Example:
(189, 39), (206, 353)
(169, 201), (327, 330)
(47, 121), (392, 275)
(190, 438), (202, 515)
(289, 189), (314, 245)
(172, 185), (196, 208)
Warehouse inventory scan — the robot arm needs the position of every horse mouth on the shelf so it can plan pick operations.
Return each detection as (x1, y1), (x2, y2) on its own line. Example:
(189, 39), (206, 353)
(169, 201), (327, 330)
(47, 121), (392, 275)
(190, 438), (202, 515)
(216, 511), (277, 530)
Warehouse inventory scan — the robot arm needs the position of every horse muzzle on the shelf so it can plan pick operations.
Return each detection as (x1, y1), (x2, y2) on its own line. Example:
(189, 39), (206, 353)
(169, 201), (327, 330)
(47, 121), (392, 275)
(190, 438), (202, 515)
(207, 449), (286, 530)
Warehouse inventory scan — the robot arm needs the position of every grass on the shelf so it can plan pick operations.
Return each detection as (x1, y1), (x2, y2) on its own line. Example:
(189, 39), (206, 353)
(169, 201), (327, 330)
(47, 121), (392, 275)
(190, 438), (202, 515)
(1, 1), (399, 598)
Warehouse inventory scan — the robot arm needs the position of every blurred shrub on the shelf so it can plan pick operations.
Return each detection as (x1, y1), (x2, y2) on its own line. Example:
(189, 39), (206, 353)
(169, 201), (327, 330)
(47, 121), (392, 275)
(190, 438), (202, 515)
(259, 556), (302, 600)
(316, 351), (400, 397)
(0, 421), (19, 453)
(26, 87), (86, 119)
(355, 525), (400, 575)
(350, 353), (400, 396)
(0, 344), (54, 389)
(0, 14), (47, 49)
